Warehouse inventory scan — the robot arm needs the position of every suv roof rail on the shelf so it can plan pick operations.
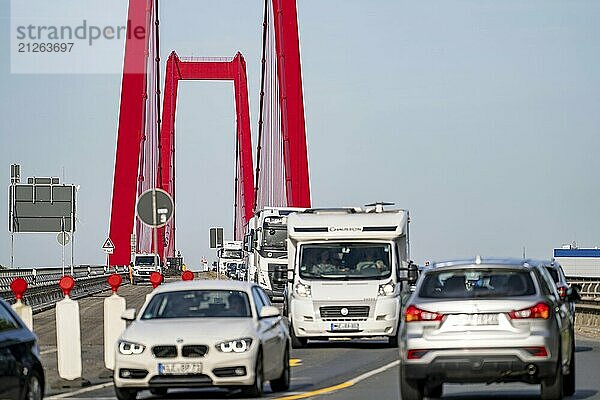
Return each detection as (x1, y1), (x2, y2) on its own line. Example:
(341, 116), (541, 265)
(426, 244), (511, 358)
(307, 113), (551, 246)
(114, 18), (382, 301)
(302, 207), (360, 214)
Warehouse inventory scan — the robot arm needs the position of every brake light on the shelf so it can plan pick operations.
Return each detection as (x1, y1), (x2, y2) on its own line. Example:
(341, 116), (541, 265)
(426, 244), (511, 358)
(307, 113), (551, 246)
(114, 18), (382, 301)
(405, 305), (444, 322)
(557, 285), (567, 300)
(524, 346), (548, 357)
(407, 349), (429, 359)
(508, 302), (550, 319)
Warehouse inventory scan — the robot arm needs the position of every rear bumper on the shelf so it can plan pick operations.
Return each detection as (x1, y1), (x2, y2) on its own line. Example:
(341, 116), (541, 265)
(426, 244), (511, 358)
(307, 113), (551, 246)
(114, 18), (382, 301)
(402, 351), (557, 383)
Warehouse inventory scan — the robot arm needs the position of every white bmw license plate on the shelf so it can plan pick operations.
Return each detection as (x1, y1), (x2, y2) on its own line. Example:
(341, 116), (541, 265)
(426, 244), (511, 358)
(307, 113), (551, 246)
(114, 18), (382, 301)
(158, 363), (203, 375)
(330, 322), (359, 331)
(454, 313), (499, 326)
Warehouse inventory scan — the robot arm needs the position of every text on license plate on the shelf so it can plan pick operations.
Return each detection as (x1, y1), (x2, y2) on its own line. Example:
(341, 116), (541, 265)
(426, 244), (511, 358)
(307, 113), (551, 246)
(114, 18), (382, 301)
(453, 313), (499, 326)
(158, 363), (202, 375)
(330, 322), (359, 331)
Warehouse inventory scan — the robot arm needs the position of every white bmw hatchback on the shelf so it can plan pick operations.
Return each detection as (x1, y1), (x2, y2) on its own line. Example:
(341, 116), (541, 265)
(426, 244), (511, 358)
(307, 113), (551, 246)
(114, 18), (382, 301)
(113, 280), (290, 399)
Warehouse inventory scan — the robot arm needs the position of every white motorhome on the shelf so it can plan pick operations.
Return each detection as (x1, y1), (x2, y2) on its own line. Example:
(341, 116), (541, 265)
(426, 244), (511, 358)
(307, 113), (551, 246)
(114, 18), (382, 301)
(217, 240), (245, 278)
(244, 207), (306, 301)
(131, 253), (161, 285)
(284, 204), (417, 348)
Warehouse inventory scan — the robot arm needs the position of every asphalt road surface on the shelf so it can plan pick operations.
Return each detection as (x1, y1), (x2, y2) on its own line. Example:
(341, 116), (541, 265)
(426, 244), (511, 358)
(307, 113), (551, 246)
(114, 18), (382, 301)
(41, 336), (600, 400)
(31, 276), (600, 400)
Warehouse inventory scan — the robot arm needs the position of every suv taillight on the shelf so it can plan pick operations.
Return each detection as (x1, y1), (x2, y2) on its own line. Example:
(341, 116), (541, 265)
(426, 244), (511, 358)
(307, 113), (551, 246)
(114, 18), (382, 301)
(557, 285), (567, 300)
(405, 305), (444, 322)
(508, 302), (550, 320)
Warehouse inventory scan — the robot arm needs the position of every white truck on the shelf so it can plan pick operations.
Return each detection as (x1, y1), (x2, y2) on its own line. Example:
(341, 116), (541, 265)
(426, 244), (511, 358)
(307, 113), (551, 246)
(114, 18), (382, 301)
(244, 207), (306, 301)
(217, 240), (245, 279)
(131, 253), (161, 285)
(282, 204), (418, 348)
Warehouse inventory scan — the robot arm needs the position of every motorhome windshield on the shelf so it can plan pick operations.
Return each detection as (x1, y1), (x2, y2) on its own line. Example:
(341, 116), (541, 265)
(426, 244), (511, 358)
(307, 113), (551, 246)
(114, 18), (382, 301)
(135, 256), (157, 266)
(299, 243), (392, 280)
(262, 224), (287, 250)
(220, 249), (243, 259)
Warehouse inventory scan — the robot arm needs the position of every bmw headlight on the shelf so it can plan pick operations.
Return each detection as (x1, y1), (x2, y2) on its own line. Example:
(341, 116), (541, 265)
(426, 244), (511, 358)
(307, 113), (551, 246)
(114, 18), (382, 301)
(294, 282), (311, 298)
(216, 338), (253, 353)
(378, 281), (396, 297)
(118, 340), (146, 355)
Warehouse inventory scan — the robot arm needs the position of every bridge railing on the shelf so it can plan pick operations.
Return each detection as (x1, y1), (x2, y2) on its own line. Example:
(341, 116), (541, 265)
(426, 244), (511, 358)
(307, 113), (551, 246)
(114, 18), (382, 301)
(0, 265), (130, 313)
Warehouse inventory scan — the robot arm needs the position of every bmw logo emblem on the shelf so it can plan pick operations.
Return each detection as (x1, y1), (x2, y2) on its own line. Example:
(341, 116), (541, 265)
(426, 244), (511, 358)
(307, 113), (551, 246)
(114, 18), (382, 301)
(340, 307), (349, 316)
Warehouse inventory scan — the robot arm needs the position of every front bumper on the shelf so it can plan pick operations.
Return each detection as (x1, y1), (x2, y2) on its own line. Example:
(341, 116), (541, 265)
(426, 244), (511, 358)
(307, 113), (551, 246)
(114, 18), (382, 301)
(290, 297), (400, 338)
(114, 345), (258, 389)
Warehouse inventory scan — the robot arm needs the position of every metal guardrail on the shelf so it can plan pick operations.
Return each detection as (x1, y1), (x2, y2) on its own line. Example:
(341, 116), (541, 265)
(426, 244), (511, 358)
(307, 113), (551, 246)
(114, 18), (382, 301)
(566, 277), (600, 331)
(0, 265), (130, 313)
(567, 278), (600, 302)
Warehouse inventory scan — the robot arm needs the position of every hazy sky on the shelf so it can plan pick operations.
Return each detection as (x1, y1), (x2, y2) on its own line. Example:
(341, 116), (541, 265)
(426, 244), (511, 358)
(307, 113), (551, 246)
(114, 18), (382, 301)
(1, 1), (599, 269)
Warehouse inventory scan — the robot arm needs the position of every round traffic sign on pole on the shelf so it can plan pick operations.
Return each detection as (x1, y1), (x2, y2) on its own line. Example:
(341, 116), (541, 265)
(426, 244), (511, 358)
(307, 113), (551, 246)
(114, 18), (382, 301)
(136, 188), (174, 228)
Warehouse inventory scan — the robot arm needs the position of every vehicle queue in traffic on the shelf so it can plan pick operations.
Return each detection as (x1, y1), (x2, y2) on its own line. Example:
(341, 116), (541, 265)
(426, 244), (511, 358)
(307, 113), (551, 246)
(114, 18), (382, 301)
(0, 203), (581, 400)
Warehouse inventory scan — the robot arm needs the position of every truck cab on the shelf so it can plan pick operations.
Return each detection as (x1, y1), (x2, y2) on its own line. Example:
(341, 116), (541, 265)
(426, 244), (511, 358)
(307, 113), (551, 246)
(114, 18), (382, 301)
(244, 207), (306, 301)
(284, 205), (417, 348)
(217, 241), (245, 279)
(131, 253), (161, 285)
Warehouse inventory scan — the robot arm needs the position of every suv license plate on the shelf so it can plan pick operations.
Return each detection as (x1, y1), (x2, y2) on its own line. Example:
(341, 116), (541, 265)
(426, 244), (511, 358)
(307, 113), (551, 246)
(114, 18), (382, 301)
(158, 363), (202, 375)
(330, 322), (359, 331)
(457, 314), (499, 326)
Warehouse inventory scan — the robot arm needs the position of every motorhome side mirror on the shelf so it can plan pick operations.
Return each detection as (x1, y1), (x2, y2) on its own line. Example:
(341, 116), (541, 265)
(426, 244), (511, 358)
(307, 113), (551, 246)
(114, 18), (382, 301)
(408, 263), (419, 285)
(121, 308), (137, 322)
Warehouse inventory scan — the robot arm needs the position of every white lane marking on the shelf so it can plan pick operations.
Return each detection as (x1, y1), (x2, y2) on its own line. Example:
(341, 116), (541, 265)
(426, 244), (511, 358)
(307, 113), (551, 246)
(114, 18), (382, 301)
(45, 382), (113, 399)
(40, 348), (57, 355)
(348, 359), (400, 385)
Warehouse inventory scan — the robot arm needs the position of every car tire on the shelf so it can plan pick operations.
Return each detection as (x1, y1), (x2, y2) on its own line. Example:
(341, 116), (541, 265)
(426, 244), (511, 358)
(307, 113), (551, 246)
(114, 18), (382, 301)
(399, 363), (423, 400)
(541, 355), (563, 400)
(241, 351), (264, 398)
(150, 388), (168, 396)
(424, 383), (443, 398)
(290, 324), (307, 349)
(270, 346), (291, 392)
(114, 387), (138, 400)
(24, 371), (43, 400)
(563, 335), (576, 397)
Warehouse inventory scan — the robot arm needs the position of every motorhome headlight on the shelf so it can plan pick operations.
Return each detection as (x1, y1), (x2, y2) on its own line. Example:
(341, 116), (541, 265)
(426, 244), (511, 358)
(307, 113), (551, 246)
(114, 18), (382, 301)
(118, 340), (146, 355)
(294, 282), (311, 298)
(378, 281), (395, 297)
(216, 338), (253, 353)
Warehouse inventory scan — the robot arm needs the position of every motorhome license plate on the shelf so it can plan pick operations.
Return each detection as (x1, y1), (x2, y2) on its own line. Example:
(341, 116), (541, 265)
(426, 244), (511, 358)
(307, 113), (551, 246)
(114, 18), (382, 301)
(330, 322), (359, 331)
(158, 363), (202, 375)
(454, 314), (499, 326)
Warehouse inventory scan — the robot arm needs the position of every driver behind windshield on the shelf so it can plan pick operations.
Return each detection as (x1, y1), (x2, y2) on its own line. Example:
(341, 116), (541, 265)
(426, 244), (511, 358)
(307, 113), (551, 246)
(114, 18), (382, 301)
(357, 248), (388, 273)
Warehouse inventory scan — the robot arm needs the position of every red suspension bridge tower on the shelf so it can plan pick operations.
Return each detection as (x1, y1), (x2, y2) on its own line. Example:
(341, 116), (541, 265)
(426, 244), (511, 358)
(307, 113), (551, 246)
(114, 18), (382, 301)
(108, 0), (311, 266)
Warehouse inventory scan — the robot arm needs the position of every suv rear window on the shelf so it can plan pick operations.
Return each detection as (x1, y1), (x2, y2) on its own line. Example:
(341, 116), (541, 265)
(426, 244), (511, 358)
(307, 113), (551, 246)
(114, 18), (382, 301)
(419, 269), (536, 298)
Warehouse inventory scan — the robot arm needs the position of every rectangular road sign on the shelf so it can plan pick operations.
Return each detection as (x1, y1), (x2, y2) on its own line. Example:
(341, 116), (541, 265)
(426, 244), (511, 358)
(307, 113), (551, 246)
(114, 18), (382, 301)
(9, 180), (76, 233)
(209, 227), (224, 249)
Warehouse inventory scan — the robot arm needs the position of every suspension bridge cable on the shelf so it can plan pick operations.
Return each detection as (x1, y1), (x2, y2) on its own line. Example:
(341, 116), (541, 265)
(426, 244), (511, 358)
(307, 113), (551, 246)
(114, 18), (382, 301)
(254, 0), (270, 212)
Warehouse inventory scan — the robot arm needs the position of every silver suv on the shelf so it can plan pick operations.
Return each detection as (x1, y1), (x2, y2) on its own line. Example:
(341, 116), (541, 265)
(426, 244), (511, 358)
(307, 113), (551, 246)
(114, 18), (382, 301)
(399, 258), (576, 400)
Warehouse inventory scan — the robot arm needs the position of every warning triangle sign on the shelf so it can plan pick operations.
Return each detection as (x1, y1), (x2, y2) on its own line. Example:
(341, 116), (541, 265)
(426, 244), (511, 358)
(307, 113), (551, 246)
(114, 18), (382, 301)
(102, 237), (115, 250)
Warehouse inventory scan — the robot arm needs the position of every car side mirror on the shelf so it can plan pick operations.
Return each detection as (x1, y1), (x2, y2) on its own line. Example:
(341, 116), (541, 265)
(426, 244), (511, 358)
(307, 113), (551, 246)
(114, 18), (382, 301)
(121, 308), (137, 322)
(259, 306), (280, 319)
(244, 231), (255, 252)
(566, 286), (581, 302)
(408, 263), (419, 285)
